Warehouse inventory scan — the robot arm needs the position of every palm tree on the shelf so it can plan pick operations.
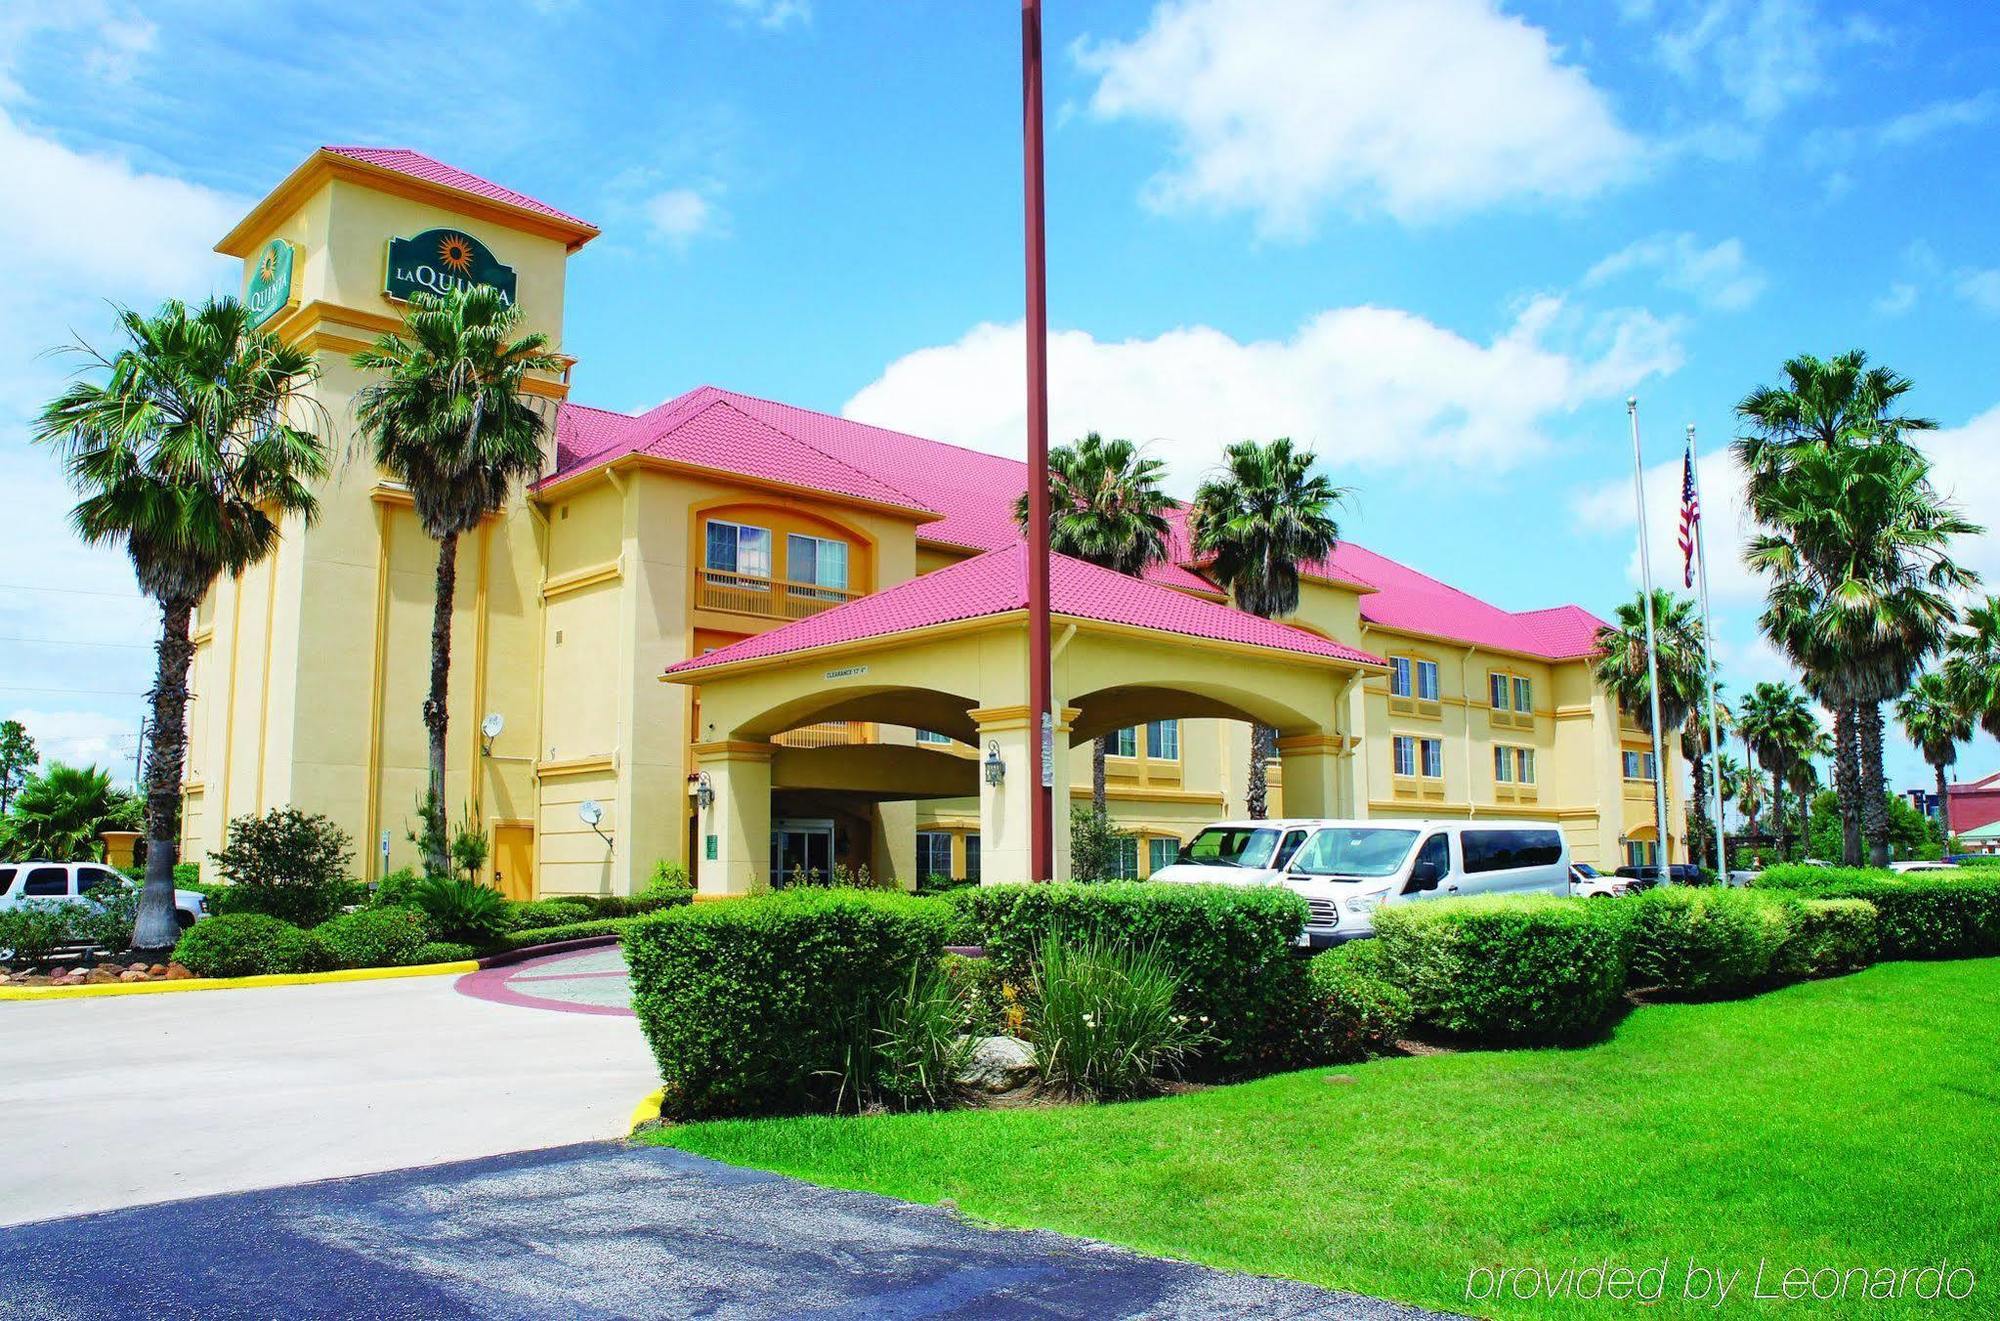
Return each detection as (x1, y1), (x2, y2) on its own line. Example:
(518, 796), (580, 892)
(1714, 750), (1745, 830)
(1898, 671), (1972, 840)
(1785, 749), (1824, 855)
(1593, 589), (1709, 737)
(352, 286), (561, 872)
(1736, 353), (1980, 867)
(1014, 433), (1172, 811)
(1188, 439), (1347, 818)
(2, 763), (140, 862)
(1679, 687), (1731, 870)
(1735, 681), (1817, 849)
(1944, 595), (2000, 740)
(35, 297), (326, 949)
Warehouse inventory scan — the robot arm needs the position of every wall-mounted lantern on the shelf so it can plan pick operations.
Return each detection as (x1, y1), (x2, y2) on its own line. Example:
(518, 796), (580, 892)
(688, 771), (715, 813)
(982, 740), (1006, 787)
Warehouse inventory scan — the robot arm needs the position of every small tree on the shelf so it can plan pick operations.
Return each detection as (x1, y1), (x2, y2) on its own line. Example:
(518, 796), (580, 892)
(0, 720), (37, 816)
(1069, 804), (1133, 882)
(211, 807), (354, 926)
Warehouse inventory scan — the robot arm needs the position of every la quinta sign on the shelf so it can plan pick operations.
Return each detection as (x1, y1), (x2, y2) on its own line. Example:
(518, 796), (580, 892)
(384, 228), (518, 305)
(245, 239), (297, 329)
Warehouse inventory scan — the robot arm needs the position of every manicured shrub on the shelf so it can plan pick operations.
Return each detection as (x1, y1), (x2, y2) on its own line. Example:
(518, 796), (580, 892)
(1307, 942), (1414, 1061)
(496, 914), (664, 951)
(1027, 933), (1209, 1099)
(567, 888), (694, 919)
(1753, 866), (2000, 959)
(171, 913), (332, 978)
(0, 905), (77, 966)
(208, 807), (356, 927)
(1625, 887), (1802, 998)
(506, 899), (593, 932)
(943, 881), (1313, 1078)
(410, 940), (476, 964)
(1776, 899), (1879, 980)
(313, 907), (433, 969)
(409, 876), (512, 944)
(172, 862), (200, 886)
(1372, 896), (1628, 1044)
(370, 867), (424, 908)
(623, 888), (954, 1118)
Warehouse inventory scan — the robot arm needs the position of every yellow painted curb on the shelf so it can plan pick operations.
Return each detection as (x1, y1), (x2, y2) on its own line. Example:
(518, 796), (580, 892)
(628, 1086), (667, 1134)
(0, 959), (479, 1001)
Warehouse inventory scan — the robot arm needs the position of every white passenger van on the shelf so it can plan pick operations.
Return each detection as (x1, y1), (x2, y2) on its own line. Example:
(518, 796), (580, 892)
(1148, 818), (1572, 949)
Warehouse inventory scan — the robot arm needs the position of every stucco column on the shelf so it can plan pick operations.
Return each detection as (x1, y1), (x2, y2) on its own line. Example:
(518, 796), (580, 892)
(1277, 732), (1347, 819)
(971, 704), (1074, 884)
(691, 740), (773, 897)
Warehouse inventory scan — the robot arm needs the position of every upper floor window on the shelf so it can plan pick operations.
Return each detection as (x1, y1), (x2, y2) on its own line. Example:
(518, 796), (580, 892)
(1421, 737), (1444, 779)
(1416, 660), (1440, 701)
(1109, 727), (1137, 758)
(1622, 749), (1657, 781)
(1512, 676), (1532, 713)
(1393, 735), (1417, 778)
(1495, 745), (1536, 785)
(1489, 672), (1508, 709)
(1395, 735), (1443, 779)
(1493, 745), (1513, 784)
(1146, 719), (1179, 760)
(915, 729), (952, 746)
(1390, 657), (1412, 698)
(1391, 657), (1441, 701)
(786, 533), (849, 591)
(705, 520), (771, 579)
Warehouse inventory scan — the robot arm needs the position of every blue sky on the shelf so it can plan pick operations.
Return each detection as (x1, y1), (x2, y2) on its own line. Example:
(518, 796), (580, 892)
(2, 0), (1996, 808)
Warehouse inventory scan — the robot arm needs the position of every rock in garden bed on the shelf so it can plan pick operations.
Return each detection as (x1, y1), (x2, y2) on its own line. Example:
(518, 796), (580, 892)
(955, 1035), (1037, 1094)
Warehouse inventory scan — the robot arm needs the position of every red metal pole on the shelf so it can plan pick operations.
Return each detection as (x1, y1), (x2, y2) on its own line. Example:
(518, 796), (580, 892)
(1022, 0), (1054, 881)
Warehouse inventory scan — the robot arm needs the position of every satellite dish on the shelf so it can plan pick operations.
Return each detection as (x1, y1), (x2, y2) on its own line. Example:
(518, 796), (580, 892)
(578, 799), (604, 827)
(481, 713), (505, 739)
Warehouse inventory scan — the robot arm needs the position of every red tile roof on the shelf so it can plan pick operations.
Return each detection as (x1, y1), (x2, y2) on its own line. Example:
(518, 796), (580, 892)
(556, 386), (1606, 662)
(323, 146), (595, 230)
(667, 544), (1384, 676)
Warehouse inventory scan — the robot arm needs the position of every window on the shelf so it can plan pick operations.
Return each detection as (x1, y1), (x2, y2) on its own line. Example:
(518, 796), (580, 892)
(964, 834), (981, 884)
(1148, 836), (1179, 874)
(705, 520), (771, 579)
(1512, 676), (1532, 714)
(1624, 839), (1658, 869)
(1390, 656), (1412, 697)
(1462, 828), (1563, 874)
(1393, 735), (1417, 777)
(77, 867), (119, 894)
(1494, 746), (1536, 785)
(914, 729), (952, 746)
(785, 533), (849, 590)
(0, 866), (15, 897)
(1515, 747), (1536, 784)
(22, 867), (68, 897)
(1489, 672), (1508, 709)
(1112, 835), (1139, 879)
(1178, 826), (1281, 869)
(1145, 719), (1179, 760)
(1404, 834), (1451, 894)
(1416, 660), (1440, 701)
(1287, 827), (1419, 878)
(1274, 829), (1309, 869)
(915, 831), (953, 881)
(1493, 745), (1514, 783)
(1109, 727), (1137, 758)
(1420, 738), (1444, 779)
(1623, 750), (1657, 780)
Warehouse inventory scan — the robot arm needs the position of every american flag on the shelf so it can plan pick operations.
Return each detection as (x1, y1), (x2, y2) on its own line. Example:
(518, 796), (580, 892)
(1677, 442), (1700, 589)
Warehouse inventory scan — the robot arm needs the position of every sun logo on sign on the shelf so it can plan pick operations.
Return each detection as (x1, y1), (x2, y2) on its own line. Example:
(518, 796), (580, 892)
(257, 247), (279, 283)
(436, 233), (476, 273)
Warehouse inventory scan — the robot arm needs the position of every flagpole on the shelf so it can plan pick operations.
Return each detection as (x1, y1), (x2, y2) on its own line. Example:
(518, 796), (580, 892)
(1689, 423), (1728, 880)
(1021, 0), (1054, 881)
(1629, 398), (1673, 887)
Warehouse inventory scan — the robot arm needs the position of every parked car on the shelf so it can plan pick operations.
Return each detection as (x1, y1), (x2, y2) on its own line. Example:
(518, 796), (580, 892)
(1613, 862), (1704, 888)
(1568, 862), (1629, 898)
(0, 861), (207, 930)
(1150, 818), (1571, 949)
(1888, 860), (1960, 874)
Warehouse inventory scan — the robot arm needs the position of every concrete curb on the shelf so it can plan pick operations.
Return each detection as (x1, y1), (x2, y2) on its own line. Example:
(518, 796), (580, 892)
(627, 1086), (667, 1133)
(0, 959), (479, 1002)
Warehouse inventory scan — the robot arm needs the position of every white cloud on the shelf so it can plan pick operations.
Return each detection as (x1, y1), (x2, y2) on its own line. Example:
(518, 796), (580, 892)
(1072, 0), (1640, 233)
(1877, 92), (1998, 147)
(1955, 268), (2000, 316)
(1873, 282), (1917, 317)
(1586, 232), (1768, 310)
(844, 298), (1683, 489)
(1649, 0), (1873, 120)
(641, 186), (723, 250)
(720, 0), (810, 32)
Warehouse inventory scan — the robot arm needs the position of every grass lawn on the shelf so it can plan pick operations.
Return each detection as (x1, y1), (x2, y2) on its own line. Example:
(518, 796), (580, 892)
(648, 958), (2000, 1318)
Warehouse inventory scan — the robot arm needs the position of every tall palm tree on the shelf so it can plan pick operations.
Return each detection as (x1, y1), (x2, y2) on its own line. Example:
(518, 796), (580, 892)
(1944, 595), (2000, 741)
(1714, 750), (1745, 831)
(1898, 670), (1972, 840)
(1679, 686), (1731, 870)
(1735, 681), (1817, 848)
(1593, 589), (1709, 737)
(1736, 353), (1980, 867)
(1785, 746), (1825, 855)
(1188, 439), (1346, 818)
(1, 763), (140, 863)
(1015, 434), (1172, 812)
(352, 286), (561, 872)
(35, 297), (326, 949)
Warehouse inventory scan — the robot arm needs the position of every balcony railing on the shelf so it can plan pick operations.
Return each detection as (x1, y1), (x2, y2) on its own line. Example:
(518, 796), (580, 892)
(773, 721), (872, 749)
(699, 568), (860, 620)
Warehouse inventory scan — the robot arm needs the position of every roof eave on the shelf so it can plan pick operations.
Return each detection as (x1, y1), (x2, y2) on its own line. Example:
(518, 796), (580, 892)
(535, 451), (944, 524)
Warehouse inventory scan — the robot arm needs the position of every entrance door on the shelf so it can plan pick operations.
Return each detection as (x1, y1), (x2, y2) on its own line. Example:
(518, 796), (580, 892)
(493, 825), (535, 901)
(770, 818), (835, 886)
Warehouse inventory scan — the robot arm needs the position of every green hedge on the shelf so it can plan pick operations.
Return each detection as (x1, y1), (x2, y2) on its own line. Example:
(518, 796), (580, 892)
(943, 882), (1314, 1077)
(624, 889), (954, 1118)
(312, 907), (433, 969)
(207, 878), (365, 928)
(505, 899), (594, 932)
(497, 914), (666, 951)
(171, 913), (332, 978)
(1755, 866), (2000, 959)
(1777, 899), (1879, 980)
(1625, 888), (1803, 998)
(412, 940), (476, 964)
(1372, 897), (1628, 1045)
(1306, 941), (1413, 1061)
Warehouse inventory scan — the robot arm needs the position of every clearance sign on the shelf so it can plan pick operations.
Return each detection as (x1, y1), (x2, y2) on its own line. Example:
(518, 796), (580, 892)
(383, 229), (518, 305)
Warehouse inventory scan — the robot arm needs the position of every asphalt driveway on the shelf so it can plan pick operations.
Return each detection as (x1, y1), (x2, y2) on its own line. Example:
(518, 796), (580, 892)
(0, 1141), (1449, 1319)
(0, 964), (658, 1226)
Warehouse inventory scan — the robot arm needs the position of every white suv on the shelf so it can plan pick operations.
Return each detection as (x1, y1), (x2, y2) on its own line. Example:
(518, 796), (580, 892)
(0, 861), (208, 930)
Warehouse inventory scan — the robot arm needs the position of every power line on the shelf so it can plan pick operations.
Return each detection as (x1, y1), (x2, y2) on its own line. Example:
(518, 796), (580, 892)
(0, 583), (144, 600)
(0, 685), (148, 696)
(0, 636), (151, 649)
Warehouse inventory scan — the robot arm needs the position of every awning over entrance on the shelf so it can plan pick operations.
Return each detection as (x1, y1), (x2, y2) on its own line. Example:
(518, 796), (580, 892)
(664, 545), (1384, 895)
